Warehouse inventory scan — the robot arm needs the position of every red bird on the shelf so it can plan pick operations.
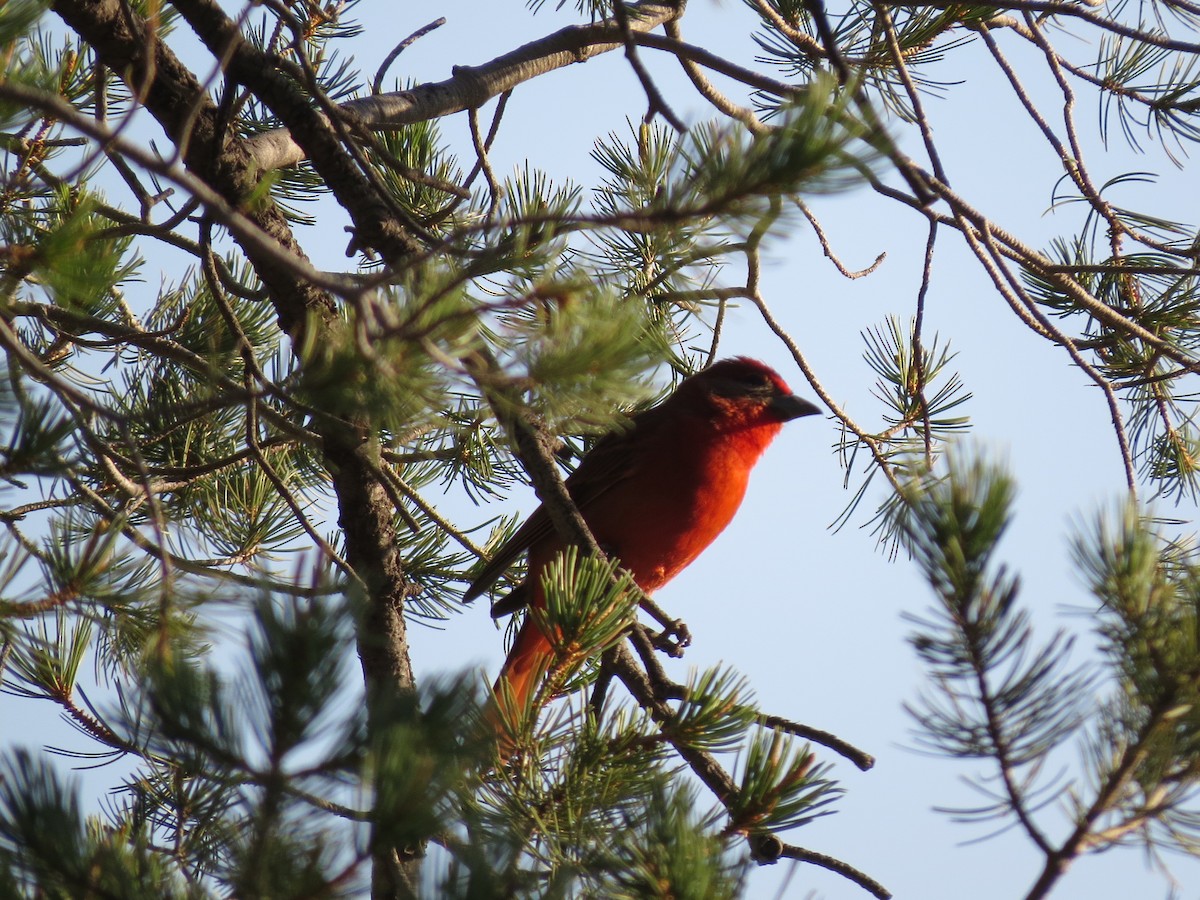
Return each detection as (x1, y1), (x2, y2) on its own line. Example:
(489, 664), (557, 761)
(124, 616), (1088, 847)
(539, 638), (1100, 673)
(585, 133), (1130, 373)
(465, 357), (820, 726)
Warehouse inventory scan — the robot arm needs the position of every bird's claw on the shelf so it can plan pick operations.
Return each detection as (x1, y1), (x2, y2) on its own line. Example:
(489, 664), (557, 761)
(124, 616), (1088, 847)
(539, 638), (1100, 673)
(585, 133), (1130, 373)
(650, 618), (692, 658)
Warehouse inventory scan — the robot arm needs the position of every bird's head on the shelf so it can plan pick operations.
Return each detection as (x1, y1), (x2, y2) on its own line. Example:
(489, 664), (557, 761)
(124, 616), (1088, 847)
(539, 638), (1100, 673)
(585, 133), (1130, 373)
(677, 357), (821, 431)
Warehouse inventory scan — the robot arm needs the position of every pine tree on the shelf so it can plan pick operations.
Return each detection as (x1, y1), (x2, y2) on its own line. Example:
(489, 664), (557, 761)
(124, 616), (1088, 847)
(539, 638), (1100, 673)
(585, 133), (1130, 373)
(0, 1), (1198, 897)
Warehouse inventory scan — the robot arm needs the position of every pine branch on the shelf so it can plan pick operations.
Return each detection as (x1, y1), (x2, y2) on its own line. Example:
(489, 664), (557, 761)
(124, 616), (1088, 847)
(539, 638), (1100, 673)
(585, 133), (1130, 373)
(611, 644), (890, 898)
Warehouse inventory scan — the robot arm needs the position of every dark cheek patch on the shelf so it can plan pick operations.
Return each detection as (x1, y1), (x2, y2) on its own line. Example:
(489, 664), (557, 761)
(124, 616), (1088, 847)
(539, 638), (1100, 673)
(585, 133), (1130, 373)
(712, 393), (768, 427)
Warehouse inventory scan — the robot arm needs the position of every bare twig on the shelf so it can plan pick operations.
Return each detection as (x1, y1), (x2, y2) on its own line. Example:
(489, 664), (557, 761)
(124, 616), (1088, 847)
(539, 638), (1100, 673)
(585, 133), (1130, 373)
(373, 18), (446, 95)
(759, 713), (876, 771)
(468, 105), (503, 216)
(633, 30), (801, 105)
(662, 20), (766, 133)
(796, 199), (886, 280)
(612, 2), (687, 131)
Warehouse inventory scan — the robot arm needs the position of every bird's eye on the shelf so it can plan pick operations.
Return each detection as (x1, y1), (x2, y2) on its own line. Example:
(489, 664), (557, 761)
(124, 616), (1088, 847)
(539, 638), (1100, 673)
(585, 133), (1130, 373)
(735, 371), (771, 389)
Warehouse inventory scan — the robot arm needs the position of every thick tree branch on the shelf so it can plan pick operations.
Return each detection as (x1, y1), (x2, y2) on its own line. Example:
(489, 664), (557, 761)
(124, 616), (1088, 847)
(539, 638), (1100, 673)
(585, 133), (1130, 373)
(243, 1), (684, 172)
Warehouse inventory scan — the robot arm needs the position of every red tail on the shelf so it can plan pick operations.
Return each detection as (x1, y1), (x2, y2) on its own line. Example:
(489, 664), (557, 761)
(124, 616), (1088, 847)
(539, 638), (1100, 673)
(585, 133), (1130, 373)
(489, 616), (554, 755)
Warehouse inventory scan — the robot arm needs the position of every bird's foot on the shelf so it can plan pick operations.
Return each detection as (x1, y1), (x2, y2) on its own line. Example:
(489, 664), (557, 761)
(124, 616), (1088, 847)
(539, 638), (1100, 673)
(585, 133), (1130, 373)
(649, 618), (692, 658)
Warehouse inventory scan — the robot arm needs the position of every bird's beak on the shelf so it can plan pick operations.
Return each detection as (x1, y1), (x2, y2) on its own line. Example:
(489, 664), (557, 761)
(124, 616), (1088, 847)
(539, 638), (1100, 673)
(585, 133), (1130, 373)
(770, 394), (821, 421)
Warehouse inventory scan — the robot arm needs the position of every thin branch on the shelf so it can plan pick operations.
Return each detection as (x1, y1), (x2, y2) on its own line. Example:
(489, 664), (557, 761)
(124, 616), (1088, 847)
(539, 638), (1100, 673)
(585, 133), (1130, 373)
(767, 839), (892, 900)
(796, 199), (887, 279)
(759, 713), (876, 771)
(662, 20), (766, 133)
(748, 0), (828, 62)
(875, 4), (949, 186)
(373, 18), (446, 95)
(468, 105), (503, 216)
(912, 220), (937, 467)
(751, 288), (904, 498)
(633, 30), (802, 104)
(613, 0), (687, 131)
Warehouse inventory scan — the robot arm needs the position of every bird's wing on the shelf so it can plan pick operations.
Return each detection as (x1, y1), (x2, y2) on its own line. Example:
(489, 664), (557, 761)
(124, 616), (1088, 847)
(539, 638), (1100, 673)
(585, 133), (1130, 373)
(463, 411), (661, 606)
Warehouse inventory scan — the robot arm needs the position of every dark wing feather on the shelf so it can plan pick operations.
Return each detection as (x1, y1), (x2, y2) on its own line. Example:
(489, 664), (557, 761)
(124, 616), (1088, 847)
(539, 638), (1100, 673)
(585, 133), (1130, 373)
(462, 506), (552, 603)
(463, 408), (663, 607)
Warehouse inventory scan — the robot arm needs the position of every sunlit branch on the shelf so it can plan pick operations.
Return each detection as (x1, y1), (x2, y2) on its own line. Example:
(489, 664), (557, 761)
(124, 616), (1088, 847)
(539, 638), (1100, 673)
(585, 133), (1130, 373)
(243, 1), (683, 172)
